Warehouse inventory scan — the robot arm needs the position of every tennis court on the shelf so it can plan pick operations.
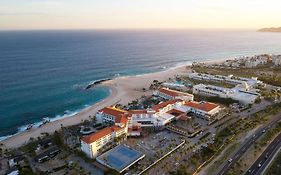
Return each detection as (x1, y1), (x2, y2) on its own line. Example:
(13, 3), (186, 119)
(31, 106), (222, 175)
(96, 144), (145, 173)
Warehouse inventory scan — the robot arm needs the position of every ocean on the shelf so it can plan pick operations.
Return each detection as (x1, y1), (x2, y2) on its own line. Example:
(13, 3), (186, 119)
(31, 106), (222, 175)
(1, 29), (281, 139)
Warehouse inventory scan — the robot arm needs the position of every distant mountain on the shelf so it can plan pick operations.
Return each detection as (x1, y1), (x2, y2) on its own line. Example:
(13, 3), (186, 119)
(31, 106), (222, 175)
(258, 27), (281, 33)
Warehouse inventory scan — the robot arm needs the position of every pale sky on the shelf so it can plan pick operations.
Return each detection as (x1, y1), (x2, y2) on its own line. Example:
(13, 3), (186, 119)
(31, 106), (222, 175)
(0, 0), (281, 30)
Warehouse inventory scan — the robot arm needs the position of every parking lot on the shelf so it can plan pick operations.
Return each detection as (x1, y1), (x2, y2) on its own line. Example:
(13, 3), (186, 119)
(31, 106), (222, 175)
(123, 129), (183, 173)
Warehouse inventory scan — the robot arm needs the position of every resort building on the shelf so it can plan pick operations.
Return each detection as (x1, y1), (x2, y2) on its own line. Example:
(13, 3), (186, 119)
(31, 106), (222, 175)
(96, 107), (127, 124)
(183, 101), (220, 121)
(154, 87), (194, 101)
(128, 109), (157, 127)
(188, 73), (262, 88)
(81, 123), (128, 158)
(96, 99), (222, 129)
(150, 99), (186, 125)
(81, 108), (128, 158)
(193, 84), (260, 105)
(126, 99), (186, 127)
(81, 89), (222, 158)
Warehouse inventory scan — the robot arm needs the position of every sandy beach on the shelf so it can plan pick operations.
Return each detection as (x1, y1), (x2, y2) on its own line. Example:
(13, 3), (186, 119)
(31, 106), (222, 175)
(1, 64), (192, 149)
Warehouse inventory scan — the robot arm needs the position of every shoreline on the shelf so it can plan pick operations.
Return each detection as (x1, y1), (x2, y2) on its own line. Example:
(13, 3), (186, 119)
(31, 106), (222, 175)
(0, 54), (255, 144)
(0, 56), (229, 149)
(0, 86), (112, 141)
(0, 85), (120, 148)
(0, 62), (193, 149)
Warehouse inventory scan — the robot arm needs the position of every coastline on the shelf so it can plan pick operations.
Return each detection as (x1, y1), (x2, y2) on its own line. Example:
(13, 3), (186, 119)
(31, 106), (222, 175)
(0, 85), (119, 148)
(1, 63), (193, 149)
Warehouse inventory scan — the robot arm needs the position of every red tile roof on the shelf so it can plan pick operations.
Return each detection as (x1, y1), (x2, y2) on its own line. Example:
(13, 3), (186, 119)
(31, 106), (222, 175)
(81, 125), (122, 144)
(82, 108), (128, 144)
(128, 125), (142, 132)
(99, 107), (129, 125)
(184, 101), (219, 112)
(98, 107), (127, 118)
(159, 88), (193, 97)
(152, 99), (182, 111)
(166, 109), (185, 115)
(115, 115), (128, 124)
(128, 110), (149, 114)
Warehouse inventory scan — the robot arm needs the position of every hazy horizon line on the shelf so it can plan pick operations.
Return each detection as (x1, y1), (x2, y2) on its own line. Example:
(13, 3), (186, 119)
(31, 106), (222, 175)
(0, 27), (262, 32)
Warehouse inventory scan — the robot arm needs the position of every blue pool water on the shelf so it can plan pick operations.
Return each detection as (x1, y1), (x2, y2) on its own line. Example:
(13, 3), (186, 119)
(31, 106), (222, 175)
(1, 29), (281, 139)
(119, 146), (138, 158)
(108, 155), (124, 168)
(103, 145), (143, 171)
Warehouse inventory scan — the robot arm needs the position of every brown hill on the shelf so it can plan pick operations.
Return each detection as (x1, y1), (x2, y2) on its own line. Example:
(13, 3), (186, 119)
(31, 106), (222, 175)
(258, 27), (281, 33)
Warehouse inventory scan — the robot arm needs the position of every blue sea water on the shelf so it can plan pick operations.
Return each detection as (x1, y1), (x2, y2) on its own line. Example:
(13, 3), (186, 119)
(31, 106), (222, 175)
(1, 29), (281, 139)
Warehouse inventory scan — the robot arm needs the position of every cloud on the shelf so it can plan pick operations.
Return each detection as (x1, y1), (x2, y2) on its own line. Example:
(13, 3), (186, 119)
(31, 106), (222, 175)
(0, 12), (50, 16)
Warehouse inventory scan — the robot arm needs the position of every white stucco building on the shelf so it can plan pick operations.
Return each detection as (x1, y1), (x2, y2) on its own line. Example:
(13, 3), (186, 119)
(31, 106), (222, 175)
(96, 98), (221, 129)
(81, 124), (127, 158)
(81, 107), (128, 158)
(193, 84), (260, 104)
(189, 73), (262, 88)
(182, 101), (220, 121)
(154, 87), (194, 101)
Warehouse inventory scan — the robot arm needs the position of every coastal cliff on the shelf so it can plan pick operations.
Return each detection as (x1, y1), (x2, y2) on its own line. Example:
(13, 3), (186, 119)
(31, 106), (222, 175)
(258, 27), (281, 33)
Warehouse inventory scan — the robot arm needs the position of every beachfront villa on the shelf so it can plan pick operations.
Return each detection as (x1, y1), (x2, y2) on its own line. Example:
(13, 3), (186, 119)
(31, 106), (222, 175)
(154, 87), (194, 101)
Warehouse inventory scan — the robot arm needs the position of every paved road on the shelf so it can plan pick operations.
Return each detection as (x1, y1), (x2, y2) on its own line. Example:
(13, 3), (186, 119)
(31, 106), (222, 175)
(245, 132), (281, 175)
(216, 116), (281, 175)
